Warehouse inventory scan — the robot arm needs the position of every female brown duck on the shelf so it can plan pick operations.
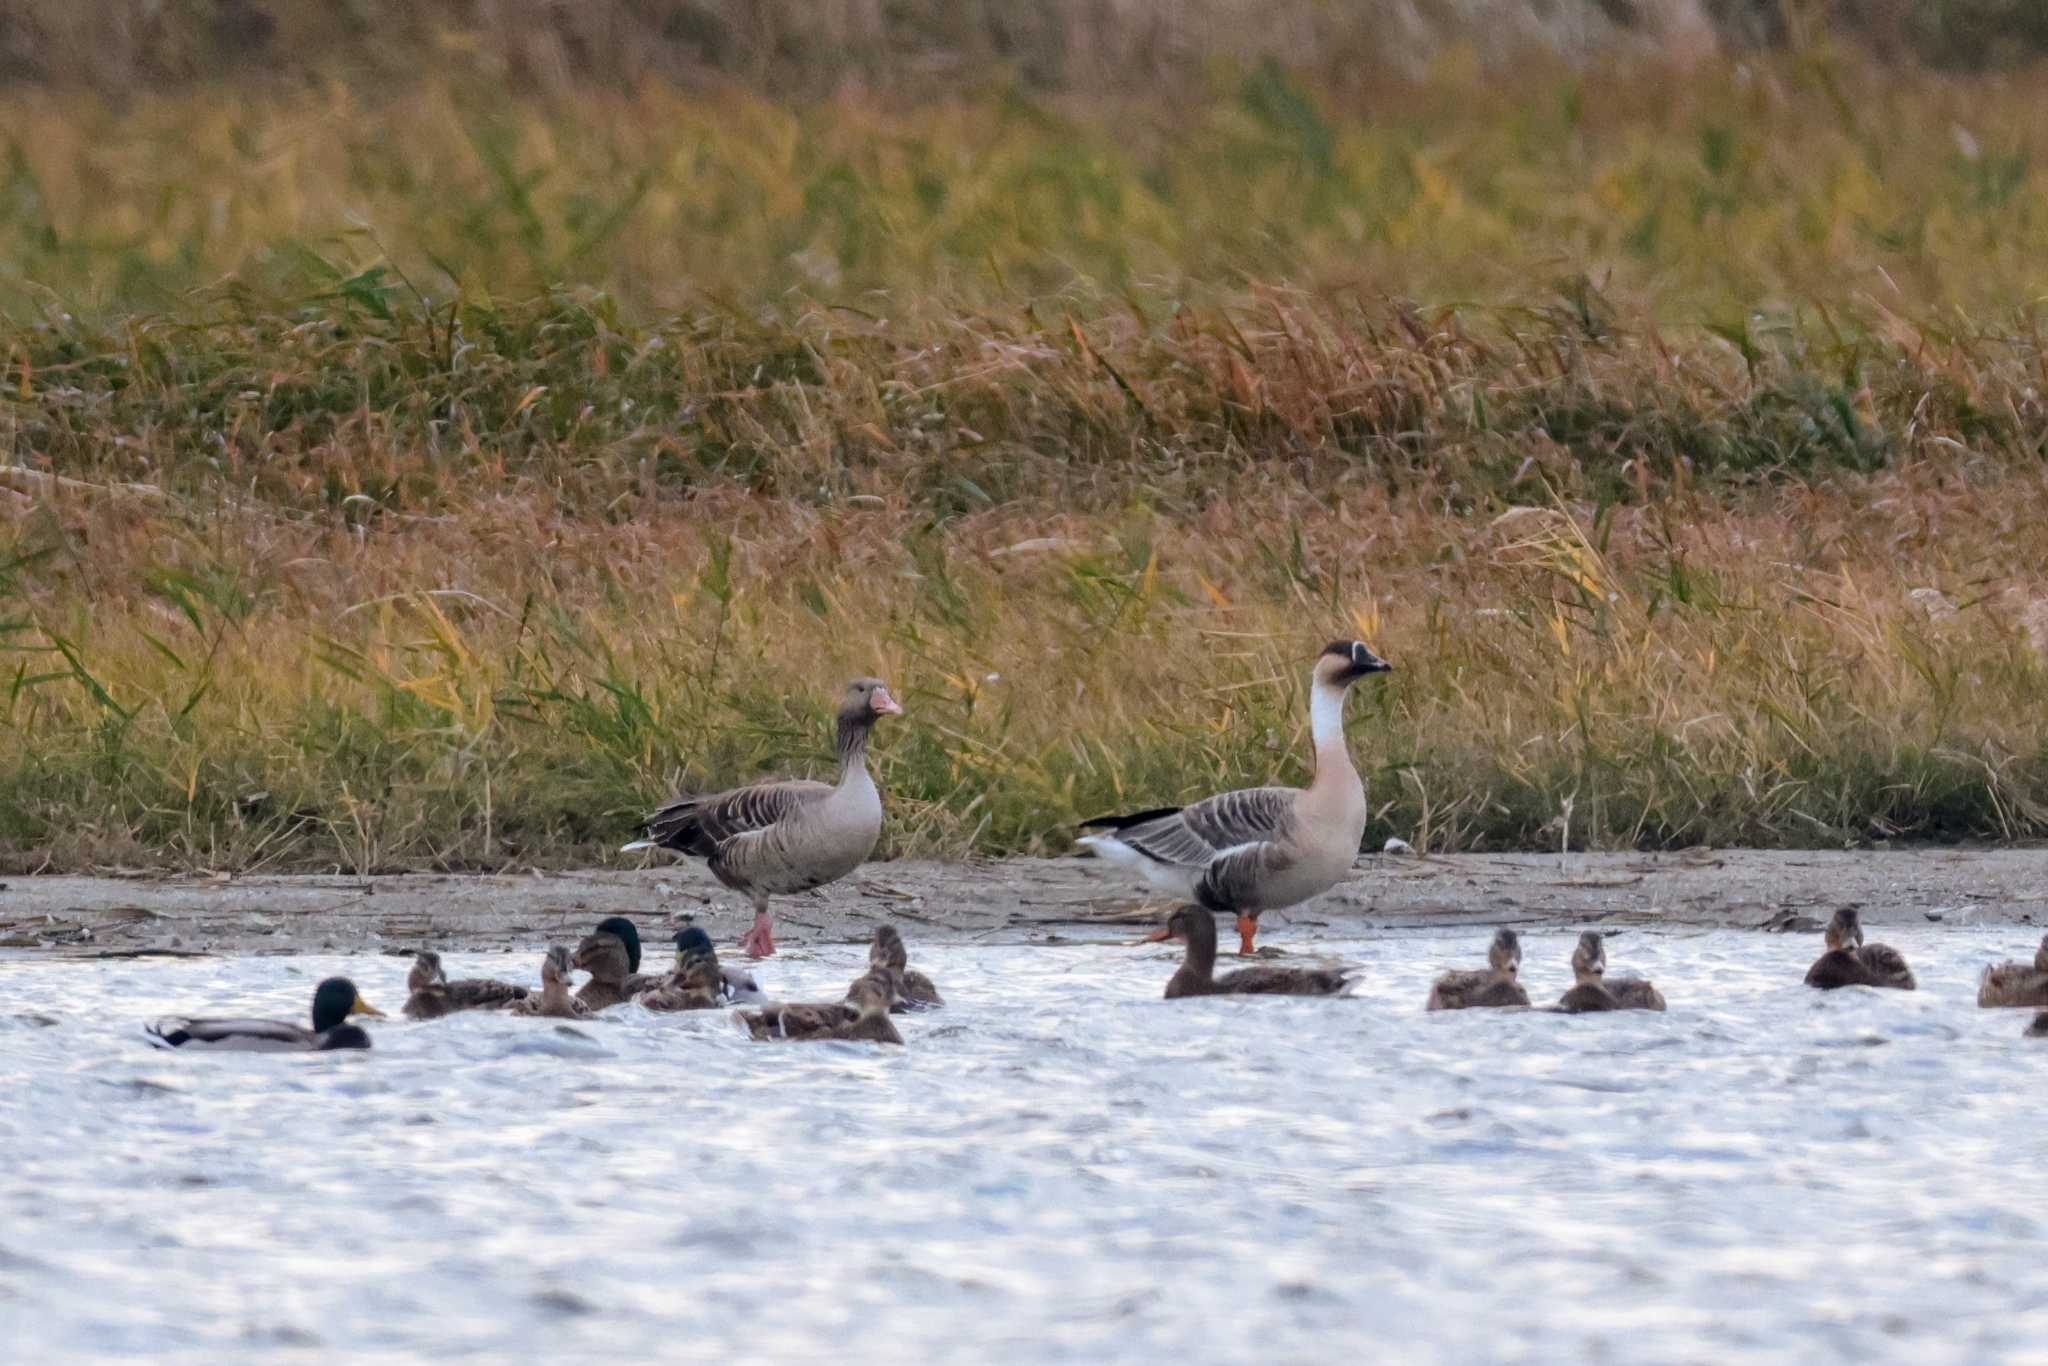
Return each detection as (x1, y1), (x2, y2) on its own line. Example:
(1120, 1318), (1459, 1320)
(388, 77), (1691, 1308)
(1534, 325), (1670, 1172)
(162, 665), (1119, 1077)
(848, 924), (942, 1009)
(1556, 932), (1665, 1013)
(1804, 909), (1915, 990)
(509, 946), (592, 1020)
(402, 950), (530, 1021)
(573, 917), (664, 1011)
(1147, 906), (1352, 999)
(736, 975), (904, 1044)
(1426, 929), (1531, 1010)
(1978, 933), (2048, 1008)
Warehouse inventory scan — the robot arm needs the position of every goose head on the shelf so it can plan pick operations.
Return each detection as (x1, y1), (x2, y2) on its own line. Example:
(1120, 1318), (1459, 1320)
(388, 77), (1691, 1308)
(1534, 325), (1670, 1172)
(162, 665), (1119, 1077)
(1314, 639), (1392, 689)
(842, 678), (904, 723)
(407, 951), (448, 993)
(311, 977), (384, 1033)
(1823, 908), (1865, 953)
(871, 923), (909, 971)
(1487, 928), (1523, 979)
(1570, 931), (1606, 985)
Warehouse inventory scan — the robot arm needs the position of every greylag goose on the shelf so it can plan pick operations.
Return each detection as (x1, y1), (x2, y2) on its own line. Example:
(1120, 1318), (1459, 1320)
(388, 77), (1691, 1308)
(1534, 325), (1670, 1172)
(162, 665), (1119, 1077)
(401, 950), (530, 1021)
(1426, 929), (1532, 1010)
(736, 974), (904, 1044)
(1803, 909), (1915, 990)
(849, 924), (942, 1008)
(1977, 933), (2048, 1007)
(1147, 905), (1353, 999)
(573, 917), (665, 1010)
(1077, 641), (1390, 955)
(145, 977), (383, 1051)
(624, 678), (903, 957)
(1555, 932), (1665, 1012)
(510, 946), (592, 1019)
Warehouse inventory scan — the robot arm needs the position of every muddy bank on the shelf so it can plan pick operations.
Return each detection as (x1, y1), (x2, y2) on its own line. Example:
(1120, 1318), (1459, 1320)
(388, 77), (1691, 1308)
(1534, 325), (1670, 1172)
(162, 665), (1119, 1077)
(2, 848), (2044, 961)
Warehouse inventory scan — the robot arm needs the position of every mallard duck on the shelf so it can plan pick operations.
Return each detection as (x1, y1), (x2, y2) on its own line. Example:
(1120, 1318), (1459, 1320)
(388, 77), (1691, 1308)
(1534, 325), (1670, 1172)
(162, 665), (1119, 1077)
(510, 946), (592, 1019)
(624, 679), (904, 957)
(2027, 1012), (2048, 1038)
(736, 974), (904, 1044)
(659, 926), (767, 1005)
(1425, 929), (1532, 1010)
(1146, 905), (1352, 999)
(145, 977), (383, 1052)
(573, 916), (665, 1011)
(401, 950), (530, 1021)
(1977, 933), (2048, 1008)
(635, 930), (729, 1012)
(1078, 641), (1390, 956)
(1555, 932), (1665, 1012)
(1804, 909), (1915, 990)
(850, 924), (942, 1009)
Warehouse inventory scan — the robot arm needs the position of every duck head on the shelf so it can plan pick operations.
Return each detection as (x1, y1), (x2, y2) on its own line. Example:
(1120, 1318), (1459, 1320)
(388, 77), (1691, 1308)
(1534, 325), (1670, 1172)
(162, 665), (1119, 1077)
(593, 917), (643, 973)
(407, 951), (448, 993)
(1823, 908), (1865, 952)
(871, 923), (909, 971)
(311, 976), (384, 1033)
(1570, 932), (1607, 985)
(539, 944), (575, 989)
(847, 974), (896, 1015)
(1313, 639), (1393, 689)
(673, 926), (717, 972)
(574, 929), (635, 985)
(1487, 928), (1523, 979)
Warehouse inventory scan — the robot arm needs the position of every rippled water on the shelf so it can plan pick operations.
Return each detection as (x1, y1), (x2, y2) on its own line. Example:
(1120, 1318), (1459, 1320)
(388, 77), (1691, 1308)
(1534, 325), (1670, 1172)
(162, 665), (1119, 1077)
(3, 925), (2047, 1362)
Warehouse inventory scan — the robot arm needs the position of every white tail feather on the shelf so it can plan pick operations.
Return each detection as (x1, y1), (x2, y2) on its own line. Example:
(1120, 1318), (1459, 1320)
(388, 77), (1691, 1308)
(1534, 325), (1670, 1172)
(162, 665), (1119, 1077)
(620, 839), (657, 853)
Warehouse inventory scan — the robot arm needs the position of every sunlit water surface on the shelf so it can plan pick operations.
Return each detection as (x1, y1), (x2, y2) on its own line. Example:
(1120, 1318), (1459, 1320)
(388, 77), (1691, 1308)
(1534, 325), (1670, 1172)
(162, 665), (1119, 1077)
(4, 927), (2048, 1363)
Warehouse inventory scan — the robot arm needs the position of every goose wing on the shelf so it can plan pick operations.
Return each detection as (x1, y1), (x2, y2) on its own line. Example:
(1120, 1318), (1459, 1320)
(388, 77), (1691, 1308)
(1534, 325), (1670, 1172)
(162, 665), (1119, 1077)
(1084, 787), (1297, 869)
(145, 1016), (317, 1051)
(635, 779), (833, 856)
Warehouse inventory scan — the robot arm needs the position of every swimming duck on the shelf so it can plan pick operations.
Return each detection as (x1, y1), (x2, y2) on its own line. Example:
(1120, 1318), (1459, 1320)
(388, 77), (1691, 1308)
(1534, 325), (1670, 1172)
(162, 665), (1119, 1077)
(401, 950), (531, 1021)
(573, 917), (665, 1010)
(2027, 1012), (2048, 1038)
(510, 946), (593, 1020)
(661, 926), (768, 1005)
(1425, 929), (1532, 1010)
(635, 930), (729, 1012)
(624, 678), (904, 958)
(849, 924), (942, 1009)
(1078, 641), (1390, 956)
(1977, 933), (2048, 1008)
(736, 974), (904, 1044)
(1147, 905), (1352, 999)
(1803, 909), (1915, 990)
(145, 977), (383, 1052)
(1555, 932), (1665, 1012)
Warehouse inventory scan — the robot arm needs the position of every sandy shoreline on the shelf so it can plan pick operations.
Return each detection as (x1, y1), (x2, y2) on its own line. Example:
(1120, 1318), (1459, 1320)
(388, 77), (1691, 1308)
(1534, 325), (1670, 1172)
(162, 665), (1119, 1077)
(2, 847), (2044, 960)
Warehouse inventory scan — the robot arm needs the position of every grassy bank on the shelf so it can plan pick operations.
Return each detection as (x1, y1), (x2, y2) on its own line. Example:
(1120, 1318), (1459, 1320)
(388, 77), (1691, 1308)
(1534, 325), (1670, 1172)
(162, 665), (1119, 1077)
(3, 55), (2048, 873)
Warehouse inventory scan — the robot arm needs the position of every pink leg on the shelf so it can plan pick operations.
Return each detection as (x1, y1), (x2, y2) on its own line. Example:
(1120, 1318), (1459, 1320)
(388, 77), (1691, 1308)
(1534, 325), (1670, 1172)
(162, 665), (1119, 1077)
(740, 908), (776, 958)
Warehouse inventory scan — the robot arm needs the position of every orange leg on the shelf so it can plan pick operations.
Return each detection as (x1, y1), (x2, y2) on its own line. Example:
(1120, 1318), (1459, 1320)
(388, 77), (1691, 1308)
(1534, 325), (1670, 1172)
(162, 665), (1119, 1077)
(1236, 913), (1258, 957)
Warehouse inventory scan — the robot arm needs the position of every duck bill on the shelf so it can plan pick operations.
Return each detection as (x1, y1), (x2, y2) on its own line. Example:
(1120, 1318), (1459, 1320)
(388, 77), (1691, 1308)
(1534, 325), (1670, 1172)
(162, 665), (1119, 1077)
(351, 994), (387, 1019)
(1138, 925), (1174, 944)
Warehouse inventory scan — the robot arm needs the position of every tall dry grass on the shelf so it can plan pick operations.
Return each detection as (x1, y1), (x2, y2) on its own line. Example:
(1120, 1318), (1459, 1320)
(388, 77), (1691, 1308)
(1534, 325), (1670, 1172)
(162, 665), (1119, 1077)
(4, 286), (2046, 873)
